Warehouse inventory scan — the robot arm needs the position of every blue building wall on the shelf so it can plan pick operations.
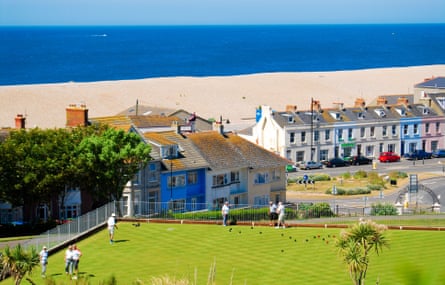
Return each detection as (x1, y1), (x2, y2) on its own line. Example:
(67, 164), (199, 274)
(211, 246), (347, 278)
(399, 117), (422, 155)
(160, 168), (207, 211)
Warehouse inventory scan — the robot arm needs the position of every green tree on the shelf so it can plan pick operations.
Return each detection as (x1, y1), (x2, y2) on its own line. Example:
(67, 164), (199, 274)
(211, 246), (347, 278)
(75, 127), (151, 216)
(0, 128), (78, 223)
(336, 219), (389, 285)
(0, 244), (39, 285)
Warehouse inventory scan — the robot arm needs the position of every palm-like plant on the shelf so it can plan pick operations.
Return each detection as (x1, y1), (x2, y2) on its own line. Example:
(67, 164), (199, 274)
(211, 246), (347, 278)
(336, 219), (389, 285)
(0, 244), (40, 285)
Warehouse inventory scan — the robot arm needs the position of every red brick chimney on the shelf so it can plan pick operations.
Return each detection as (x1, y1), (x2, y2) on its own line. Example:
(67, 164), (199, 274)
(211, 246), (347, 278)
(66, 104), (88, 127)
(285, 105), (297, 112)
(15, 114), (26, 129)
(397, 96), (409, 105)
(354, 98), (366, 108)
(376, 96), (387, 106)
(312, 100), (321, 111)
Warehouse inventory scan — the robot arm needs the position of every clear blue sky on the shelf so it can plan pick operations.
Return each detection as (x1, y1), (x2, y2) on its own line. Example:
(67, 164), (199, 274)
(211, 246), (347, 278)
(1, 0), (444, 26)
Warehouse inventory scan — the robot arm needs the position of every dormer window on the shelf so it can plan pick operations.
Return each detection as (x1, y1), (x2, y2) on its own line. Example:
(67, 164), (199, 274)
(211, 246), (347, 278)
(330, 111), (341, 120)
(162, 145), (177, 159)
(418, 106), (430, 115)
(281, 114), (294, 123)
(312, 114), (320, 122)
(375, 109), (386, 118)
(396, 108), (406, 116)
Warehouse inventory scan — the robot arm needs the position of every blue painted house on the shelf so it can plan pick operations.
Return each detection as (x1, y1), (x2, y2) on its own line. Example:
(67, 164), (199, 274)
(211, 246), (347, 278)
(143, 131), (209, 212)
(397, 106), (422, 155)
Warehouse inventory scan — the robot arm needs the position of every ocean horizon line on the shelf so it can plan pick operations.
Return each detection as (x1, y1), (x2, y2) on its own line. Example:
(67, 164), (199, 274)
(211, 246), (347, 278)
(1, 22), (445, 28)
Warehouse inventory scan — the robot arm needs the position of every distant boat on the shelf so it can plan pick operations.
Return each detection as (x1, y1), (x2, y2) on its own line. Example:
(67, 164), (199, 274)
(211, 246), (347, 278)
(91, 34), (107, 37)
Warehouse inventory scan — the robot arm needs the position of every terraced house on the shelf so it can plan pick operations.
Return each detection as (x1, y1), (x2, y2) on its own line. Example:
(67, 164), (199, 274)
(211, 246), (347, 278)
(245, 93), (443, 164)
(187, 130), (289, 207)
(91, 110), (289, 216)
(414, 76), (445, 151)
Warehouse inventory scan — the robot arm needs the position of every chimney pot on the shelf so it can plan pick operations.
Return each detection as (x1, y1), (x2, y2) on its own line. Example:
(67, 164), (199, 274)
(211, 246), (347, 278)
(376, 96), (387, 106)
(15, 114), (26, 129)
(285, 105), (297, 112)
(311, 100), (321, 111)
(66, 103), (88, 127)
(397, 96), (409, 105)
(354, 98), (366, 107)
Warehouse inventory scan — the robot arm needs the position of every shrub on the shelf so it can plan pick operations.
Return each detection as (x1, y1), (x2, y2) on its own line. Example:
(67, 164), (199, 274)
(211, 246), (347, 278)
(346, 188), (371, 195)
(389, 171), (408, 179)
(326, 187), (370, 195)
(311, 174), (331, 181)
(287, 177), (298, 184)
(371, 203), (398, 216)
(353, 170), (367, 179)
(368, 171), (385, 186)
(367, 184), (383, 191)
(310, 202), (334, 218)
(297, 202), (334, 218)
(341, 172), (351, 179)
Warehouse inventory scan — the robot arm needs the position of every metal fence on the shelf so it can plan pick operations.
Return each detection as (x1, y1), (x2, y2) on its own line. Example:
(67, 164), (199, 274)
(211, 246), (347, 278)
(22, 202), (116, 251)
(20, 200), (445, 251)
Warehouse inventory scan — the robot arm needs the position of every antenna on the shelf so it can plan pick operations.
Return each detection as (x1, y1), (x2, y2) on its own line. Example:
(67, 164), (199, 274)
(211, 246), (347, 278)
(136, 99), (139, 116)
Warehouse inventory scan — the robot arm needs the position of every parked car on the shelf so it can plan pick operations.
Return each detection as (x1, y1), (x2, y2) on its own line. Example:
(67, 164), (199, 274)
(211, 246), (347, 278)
(299, 161), (323, 170)
(378, 152), (400, 163)
(432, 149), (445, 158)
(403, 150), (432, 160)
(345, 155), (373, 165)
(325, 157), (348, 168)
(286, 164), (298, 173)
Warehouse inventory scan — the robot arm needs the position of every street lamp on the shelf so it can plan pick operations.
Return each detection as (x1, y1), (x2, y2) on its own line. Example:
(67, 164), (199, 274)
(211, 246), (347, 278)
(169, 145), (174, 201)
(439, 160), (445, 175)
(310, 97), (314, 161)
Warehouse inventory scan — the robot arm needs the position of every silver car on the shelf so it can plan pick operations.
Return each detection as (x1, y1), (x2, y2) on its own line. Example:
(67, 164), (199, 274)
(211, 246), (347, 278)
(300, 161), (323, 170)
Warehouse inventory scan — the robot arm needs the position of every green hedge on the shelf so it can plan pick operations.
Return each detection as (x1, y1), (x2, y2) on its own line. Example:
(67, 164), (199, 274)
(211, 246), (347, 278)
(371, 203), (398, 216)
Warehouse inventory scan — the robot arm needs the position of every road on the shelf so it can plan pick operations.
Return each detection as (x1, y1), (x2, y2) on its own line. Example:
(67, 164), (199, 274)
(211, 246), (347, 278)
(286, 157), (445, 213)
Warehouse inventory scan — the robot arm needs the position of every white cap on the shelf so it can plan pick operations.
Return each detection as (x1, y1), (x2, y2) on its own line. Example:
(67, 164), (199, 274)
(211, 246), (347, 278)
(111, 213), (116, 217)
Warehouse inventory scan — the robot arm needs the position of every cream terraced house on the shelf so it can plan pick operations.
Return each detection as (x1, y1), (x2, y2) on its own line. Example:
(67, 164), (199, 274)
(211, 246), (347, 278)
(245, 96), (442, 164)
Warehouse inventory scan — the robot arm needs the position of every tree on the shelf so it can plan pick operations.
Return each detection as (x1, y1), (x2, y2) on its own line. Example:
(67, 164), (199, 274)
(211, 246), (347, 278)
(336, 219), (389, 285)
(0, 125), (151, 222)
(0, 128), (78, 223)
(0, 244), (39, 285)
(75, 127), (151, 216)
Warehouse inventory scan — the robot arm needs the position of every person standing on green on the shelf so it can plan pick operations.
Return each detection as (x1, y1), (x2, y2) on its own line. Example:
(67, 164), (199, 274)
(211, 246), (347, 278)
(39, 246), (48, 278)
(221, 201), (230, 226)
(107, 213), (118, 244)
(276, 202), (286, 229)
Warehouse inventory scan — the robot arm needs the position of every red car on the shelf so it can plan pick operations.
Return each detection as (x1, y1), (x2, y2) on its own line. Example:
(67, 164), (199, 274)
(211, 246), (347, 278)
(379, 152), (400, 163)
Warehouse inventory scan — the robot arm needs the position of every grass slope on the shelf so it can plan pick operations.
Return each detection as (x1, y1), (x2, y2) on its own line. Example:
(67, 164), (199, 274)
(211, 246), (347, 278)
(7, 222), (445, 285)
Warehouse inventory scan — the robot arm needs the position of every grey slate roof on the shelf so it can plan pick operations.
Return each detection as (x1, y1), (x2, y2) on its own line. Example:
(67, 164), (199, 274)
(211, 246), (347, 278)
(426, 93), (445, 114)
(415, 77), (445, 89)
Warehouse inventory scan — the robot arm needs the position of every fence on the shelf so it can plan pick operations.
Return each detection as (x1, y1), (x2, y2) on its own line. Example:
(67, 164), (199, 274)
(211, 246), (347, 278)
(22, 202), (116, 251)
(20, 200), (445, 251)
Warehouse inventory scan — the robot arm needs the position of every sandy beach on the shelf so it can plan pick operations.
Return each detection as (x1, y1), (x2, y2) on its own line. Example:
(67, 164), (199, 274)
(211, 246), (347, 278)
(1, 65), (444, 129)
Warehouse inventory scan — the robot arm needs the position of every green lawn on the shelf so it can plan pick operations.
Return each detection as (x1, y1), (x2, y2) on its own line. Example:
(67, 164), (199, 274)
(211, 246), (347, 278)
(4, 222), (445, 285)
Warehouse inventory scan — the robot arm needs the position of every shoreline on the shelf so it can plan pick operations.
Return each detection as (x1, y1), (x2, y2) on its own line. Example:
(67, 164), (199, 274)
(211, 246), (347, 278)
(1, 64), (442, 88)
(1, 64), (444, 129)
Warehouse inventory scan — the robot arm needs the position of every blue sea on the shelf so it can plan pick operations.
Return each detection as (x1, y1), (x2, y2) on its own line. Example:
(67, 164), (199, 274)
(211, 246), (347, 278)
(1, 24), (445, 86)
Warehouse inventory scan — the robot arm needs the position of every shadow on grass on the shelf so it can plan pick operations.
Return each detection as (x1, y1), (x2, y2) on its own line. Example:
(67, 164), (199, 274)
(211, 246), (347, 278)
(113, 239), (129, 243)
